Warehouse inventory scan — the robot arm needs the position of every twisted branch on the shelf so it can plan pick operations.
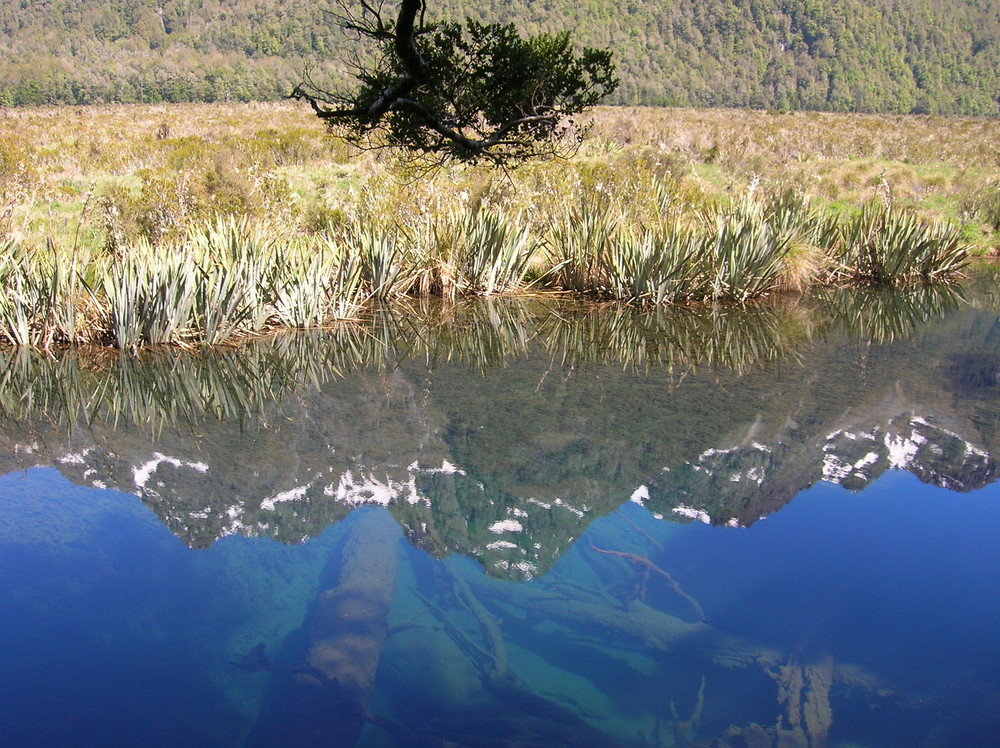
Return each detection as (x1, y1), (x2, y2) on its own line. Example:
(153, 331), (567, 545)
(591, 544), (706, 622)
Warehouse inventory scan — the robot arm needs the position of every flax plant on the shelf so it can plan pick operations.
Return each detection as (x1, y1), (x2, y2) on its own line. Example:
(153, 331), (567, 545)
(270, 238), (367, 328)
(833, 202), (969, 285)
(326, 239), (368, 320)
(602, 223), (706, 304)
(189, 217), (279, 345)
(545, 201), (618, 292)
(273, 239), (334, 329)
(103, 240), (196, 350)
(702, 193), (797, 303)
(455, 209), (540, 296)
(38, 241), (85, 347)
(0, 240), (41, 347)
(347, 224), (419, 300)
(0, 239), (97, 347)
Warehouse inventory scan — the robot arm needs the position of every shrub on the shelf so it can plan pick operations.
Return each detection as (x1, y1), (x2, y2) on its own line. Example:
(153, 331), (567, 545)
(833, 202), (969, 284)
(966, 181), (1000, 233)
(454, 208), (540, 296)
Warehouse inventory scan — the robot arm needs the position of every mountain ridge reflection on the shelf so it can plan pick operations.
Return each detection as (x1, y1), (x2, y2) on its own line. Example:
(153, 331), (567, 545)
(0, 281), (993, 575)
(3, 281), (1000, 746)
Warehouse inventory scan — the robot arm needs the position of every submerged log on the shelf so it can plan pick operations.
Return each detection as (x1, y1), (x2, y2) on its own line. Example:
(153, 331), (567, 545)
(246, 508), (401, 747)
(591, 544), (707, 622)
(715, 656), (836, 748)
(306, 508), (401, 699)
(463, 570), (711, 652)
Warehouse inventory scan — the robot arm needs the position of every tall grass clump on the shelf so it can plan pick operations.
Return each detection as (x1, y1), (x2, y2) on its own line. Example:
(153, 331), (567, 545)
(0, 239), (96, 347)
(545, 200), (619, 292)
(272, 238), (366, 327)
(325, 244), (368, 320)
(601, 224), (706, 304)
(346, 224), (419, 300)
(103, 239), (197, 350)
(701, 190), (800, 302)
(188, 217), (279, 345)
(833, 201), (969, 284)
(453, 208), (540, 296)
(0, 240), (43, 347)
(557, 188), (816, 305)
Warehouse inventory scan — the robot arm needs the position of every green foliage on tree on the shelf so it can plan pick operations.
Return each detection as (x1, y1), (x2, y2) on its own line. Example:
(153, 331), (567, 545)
(291, 0), (617, 164)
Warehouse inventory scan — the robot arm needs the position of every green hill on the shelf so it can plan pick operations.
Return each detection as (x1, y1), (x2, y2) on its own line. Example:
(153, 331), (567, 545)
(1, 0), (997, 115)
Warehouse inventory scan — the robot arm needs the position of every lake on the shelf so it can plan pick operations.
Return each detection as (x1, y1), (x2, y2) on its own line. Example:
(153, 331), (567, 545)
(1, 276), (999, 747)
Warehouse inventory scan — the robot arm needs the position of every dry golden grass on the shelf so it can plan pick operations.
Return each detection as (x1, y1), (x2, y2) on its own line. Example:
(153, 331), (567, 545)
(0, 101), (987, 351)
(1, 102), (998, 253)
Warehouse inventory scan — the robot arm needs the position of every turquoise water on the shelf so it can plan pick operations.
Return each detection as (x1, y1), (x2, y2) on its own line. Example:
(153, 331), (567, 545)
(1, 283), (1000, 746)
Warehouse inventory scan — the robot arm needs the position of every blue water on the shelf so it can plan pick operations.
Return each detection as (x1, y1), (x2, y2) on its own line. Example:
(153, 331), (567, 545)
(0, 469), (228, 745)
(668, 473), (1000, 682)
(0, 468), (347, 747)
(3, 285), (1000, 746)
(3, 466), (999, 746)
(647, 473), (1000, 745)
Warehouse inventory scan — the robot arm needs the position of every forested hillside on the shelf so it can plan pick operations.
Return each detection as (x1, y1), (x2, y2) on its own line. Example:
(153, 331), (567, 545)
(1, 0), (997, 115)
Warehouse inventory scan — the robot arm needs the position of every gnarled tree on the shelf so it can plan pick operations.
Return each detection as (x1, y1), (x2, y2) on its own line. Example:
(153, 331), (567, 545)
(291, 0), (618, 166)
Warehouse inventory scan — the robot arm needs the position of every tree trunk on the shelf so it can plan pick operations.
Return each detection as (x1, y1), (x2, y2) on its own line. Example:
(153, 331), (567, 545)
(246, 508), (401, 747)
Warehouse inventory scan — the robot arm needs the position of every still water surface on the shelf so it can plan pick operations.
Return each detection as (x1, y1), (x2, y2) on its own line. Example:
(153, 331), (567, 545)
(1, 280), (999, 747)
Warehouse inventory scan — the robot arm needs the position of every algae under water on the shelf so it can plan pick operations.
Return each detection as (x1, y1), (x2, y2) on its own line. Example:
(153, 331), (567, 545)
(1, 279), (1000, 747)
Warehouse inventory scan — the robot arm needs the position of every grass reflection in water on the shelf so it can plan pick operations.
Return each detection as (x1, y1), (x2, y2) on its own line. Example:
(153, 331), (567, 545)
(1, 280), (998, 746)
(0, 282), (964, 434)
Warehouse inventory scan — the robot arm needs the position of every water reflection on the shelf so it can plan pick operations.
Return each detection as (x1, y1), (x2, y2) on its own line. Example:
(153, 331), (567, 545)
(0, 283), (992, 552)
(2, 281), (999, 746)
(0, 282), (965, 430)
(811, 282), (966, 345)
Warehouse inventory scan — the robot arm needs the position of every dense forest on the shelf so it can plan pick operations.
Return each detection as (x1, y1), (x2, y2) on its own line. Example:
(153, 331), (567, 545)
(1, 0), (997, 115)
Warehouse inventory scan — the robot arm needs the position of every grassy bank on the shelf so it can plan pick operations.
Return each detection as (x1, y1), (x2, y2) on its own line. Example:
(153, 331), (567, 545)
(0, 103), (995, 349)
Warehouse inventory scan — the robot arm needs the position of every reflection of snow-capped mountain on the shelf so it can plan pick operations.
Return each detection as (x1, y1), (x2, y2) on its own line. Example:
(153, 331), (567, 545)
(4, 281), (1000, 579)
(822, 416), (995, 491)
(638, 411), (996, 529)
(24, 438), (587, 580)
(13, 401), (991, 582)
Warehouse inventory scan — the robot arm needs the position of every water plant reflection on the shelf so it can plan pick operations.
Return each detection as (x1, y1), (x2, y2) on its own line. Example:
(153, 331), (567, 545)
(0, 282), (970, 434)
(537, 300), (812, 375)
(811, 282), (966, 345)
(0, 343), (335, 435)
